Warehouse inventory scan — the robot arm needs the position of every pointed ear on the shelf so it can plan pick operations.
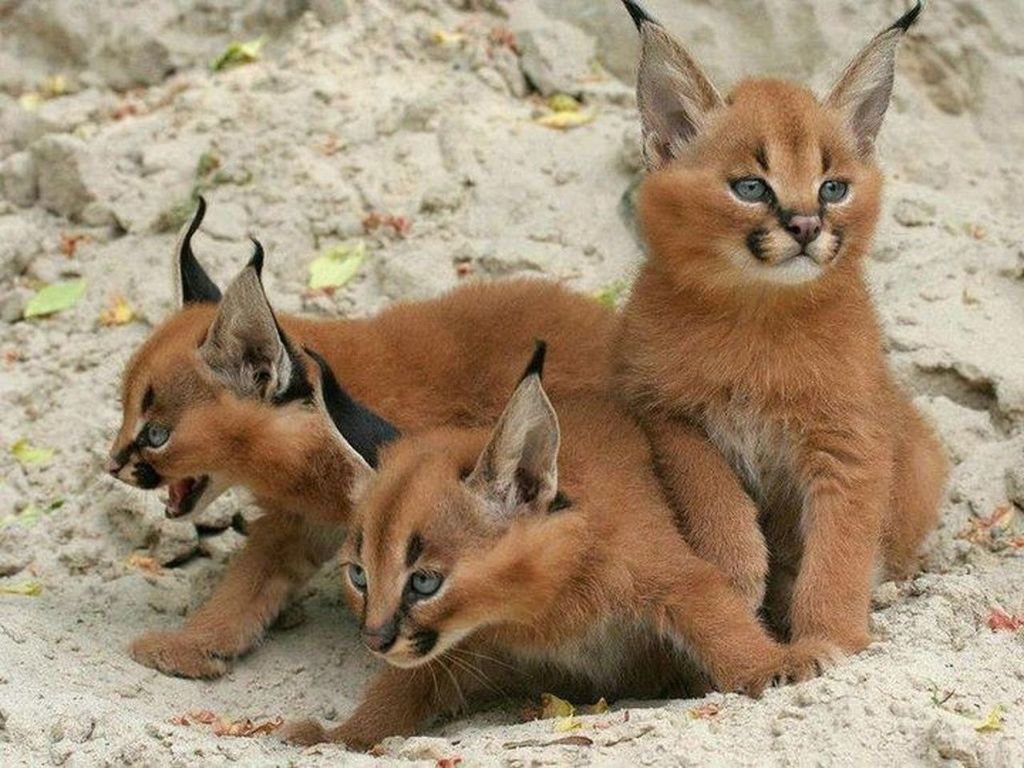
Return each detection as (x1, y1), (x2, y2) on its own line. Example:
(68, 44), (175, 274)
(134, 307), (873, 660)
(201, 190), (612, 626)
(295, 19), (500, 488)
(304, 347), (399, 471)
(199, 240), (295, 401)
(624, 0), (723, 170)
(176, 196), (222, 306)
(825, 1), (922, 157)
(466, 342), (560, 519)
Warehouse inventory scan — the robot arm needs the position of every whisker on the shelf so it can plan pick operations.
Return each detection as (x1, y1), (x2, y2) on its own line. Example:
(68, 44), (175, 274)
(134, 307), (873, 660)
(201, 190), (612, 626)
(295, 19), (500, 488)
(437, 656), (467, 711)
(447, 649), (513, 703)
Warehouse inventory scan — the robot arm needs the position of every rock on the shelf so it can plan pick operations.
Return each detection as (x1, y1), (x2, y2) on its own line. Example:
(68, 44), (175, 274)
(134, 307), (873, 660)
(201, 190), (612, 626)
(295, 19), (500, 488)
(0, 287), (33, 323)
(512, 8), (598, 96)
(198, 528), (245, 564)
(619, 126), (643, 173)
(0, 216), (43, 279)
(57, 540), (105, 575)
(892, 198), (936, 227)
(914, 395), (997, 464)
(1005, 463), (1024, 508)
(150, 518), (199, 566)
(0, 151), (38, 207)
(310, 0), (352, 26)
(50, 714), (95, 744)
(926, 715), (980, 768)
(91, 30), (173, 90)
(105, 490), (163, 549)
(0, 94), (57, 157)
(0, 525), (32, 576)
(31, 134), (98, 221)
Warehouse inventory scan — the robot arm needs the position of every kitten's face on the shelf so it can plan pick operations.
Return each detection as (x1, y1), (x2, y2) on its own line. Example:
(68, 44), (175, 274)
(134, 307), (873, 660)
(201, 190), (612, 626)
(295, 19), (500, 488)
(341, 432), (536, 668)
(641, 79), (882, 290)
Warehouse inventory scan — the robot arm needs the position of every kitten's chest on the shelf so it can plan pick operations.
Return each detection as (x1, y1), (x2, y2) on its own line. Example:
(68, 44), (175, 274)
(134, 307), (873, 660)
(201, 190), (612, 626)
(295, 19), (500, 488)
(510, 618), (656, 693)
(699, 395), (802, 508)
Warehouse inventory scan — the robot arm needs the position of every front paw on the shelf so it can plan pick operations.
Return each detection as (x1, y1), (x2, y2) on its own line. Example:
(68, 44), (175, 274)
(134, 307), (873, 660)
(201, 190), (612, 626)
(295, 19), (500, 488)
(279, 720), (372, 751)
(129, 631), (231, 679)
(781, 638), (843, 683)
(279, 719), (329, 747)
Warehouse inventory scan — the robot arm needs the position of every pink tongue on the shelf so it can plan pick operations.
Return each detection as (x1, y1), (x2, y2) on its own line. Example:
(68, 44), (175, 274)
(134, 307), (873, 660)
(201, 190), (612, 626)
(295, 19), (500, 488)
(168, 479), (193, 507)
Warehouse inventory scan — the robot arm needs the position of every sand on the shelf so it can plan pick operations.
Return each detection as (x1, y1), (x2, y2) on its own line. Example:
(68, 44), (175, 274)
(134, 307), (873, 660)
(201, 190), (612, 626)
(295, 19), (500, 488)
(1, 1), (1022, 765)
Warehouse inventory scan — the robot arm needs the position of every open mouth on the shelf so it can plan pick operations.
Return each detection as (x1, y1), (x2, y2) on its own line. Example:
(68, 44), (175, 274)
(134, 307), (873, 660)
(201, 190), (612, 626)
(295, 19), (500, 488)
(163, 475), (210, 518)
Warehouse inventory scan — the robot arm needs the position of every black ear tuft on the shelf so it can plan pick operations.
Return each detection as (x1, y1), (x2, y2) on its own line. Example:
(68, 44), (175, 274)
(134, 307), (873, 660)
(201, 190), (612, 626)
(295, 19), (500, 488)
(622, 0), (660, 32)
(305, 347), (400, 469)
(519, 340), (547, 383)
(179, 196), (222, 305)
(889, 0), (923, 33)
(248, 237), (265, 278)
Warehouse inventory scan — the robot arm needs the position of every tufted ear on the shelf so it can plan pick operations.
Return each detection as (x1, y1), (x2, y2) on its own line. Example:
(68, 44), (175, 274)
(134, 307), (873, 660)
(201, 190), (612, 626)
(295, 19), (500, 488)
(175, 196), (222, 306)
(825, 1), (922, 157)
(465, 342), (560, 519)
(198, 240), (308, 402)
(623, 0), (723, 171)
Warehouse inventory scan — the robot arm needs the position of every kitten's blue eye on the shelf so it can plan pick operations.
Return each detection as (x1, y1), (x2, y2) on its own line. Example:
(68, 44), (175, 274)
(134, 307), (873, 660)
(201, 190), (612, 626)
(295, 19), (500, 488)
(819, 180), (849, 203)
(410, 571), (443, 597)
(348, 564), (367, 591)
(731, 178), (771, 202)
(145, 423), (169, 448)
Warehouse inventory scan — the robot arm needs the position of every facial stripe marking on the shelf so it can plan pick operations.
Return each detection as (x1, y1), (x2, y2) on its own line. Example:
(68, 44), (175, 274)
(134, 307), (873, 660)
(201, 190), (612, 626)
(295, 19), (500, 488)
(746, 229), (768, 261)
(821, 146), (833, 174)
(754, 144), (769, 172)
(141, 386), (155, 413)
(406, 534), (424, 568)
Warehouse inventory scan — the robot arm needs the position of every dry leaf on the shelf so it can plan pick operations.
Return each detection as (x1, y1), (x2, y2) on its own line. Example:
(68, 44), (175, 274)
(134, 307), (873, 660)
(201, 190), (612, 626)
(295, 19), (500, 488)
(594, 281), (628, 309)
(535, 110), (595, 131)
(213, 716), (284, 737)
(987, 607), (1023, 632)
(579, 698), (609, 715)
(553, 716), (582, 733)
(363, 212), (412, 238)
(59, 233), (89, 258)
(0, 581), (43, 597)
(436, 758), (463, 768)
(431, 30), (467, 46)
(99, 294), (136, 327)
(974, 706), (1004, 733)
(11, 438), (54, 466)
(688, 703), (721, 720)
(127, 554), (162, 574)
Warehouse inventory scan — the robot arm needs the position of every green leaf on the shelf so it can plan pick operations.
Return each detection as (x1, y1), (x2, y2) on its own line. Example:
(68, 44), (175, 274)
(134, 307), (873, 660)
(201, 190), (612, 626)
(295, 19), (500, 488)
(308, 241), (366, 291)
(0, 581), (42, 597)
(24, 280), (86, 318)
(594, 280), (628, 309)
(212, 38), (265, 72)
(11, 438), (54, 466)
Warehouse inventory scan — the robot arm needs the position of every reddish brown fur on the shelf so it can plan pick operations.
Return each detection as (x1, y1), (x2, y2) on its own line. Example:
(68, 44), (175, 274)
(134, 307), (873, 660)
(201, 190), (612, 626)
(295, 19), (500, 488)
(112, 279), (617, 677)
(615, 74), (948, 651)
(282, 388), (834, 749)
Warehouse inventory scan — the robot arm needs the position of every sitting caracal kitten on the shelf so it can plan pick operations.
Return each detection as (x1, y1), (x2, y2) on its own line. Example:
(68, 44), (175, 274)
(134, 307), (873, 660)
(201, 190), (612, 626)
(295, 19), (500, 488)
(614, 0), (948, 652)
(282, 345), (832, 750)
(107, 199), (617, 678)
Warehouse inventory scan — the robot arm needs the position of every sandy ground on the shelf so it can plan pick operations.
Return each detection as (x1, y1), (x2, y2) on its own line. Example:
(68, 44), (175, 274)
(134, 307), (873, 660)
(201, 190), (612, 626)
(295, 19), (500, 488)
(1, 0), (1023, 765)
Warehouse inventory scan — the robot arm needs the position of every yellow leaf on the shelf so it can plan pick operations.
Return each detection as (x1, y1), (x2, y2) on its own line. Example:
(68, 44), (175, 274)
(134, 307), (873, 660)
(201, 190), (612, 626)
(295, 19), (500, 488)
(553, 716), (582, 733)
(974, 706), (1004, 733)
(547, 93), (581, 113)
(212, 38), (264, 72)
(579, 698), (609, 715)
(11, 438), (54, 466)
(431, 30), (467, 46)
(539, 693), (575, 719)
(99, 294), (136, 326)
(535, 109), (595, 131)
(24, 279), (86, 318)
(0, 581), (42, 597)
(18, 92), (43, 111)
(308, 241), (366, 291)
(41, 75), (70, 99)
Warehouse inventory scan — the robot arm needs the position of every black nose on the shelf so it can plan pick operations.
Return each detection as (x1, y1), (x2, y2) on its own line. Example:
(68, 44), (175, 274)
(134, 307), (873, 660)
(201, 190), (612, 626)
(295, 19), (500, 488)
(786, 215), (822, 246)
(362, 620), (398, 653)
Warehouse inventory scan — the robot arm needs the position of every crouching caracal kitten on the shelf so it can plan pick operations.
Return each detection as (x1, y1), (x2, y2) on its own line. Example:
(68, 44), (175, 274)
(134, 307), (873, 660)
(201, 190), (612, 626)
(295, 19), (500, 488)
(282, 345), (833, 750)
(615, 0), (948, 652)
(106, 199), (618, 678)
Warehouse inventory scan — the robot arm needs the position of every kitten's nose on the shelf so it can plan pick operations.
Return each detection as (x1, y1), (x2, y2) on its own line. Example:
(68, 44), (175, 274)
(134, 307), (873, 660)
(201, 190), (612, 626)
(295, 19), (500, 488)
(786, 215), (822, 246)
(362, 621), (398, 653)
